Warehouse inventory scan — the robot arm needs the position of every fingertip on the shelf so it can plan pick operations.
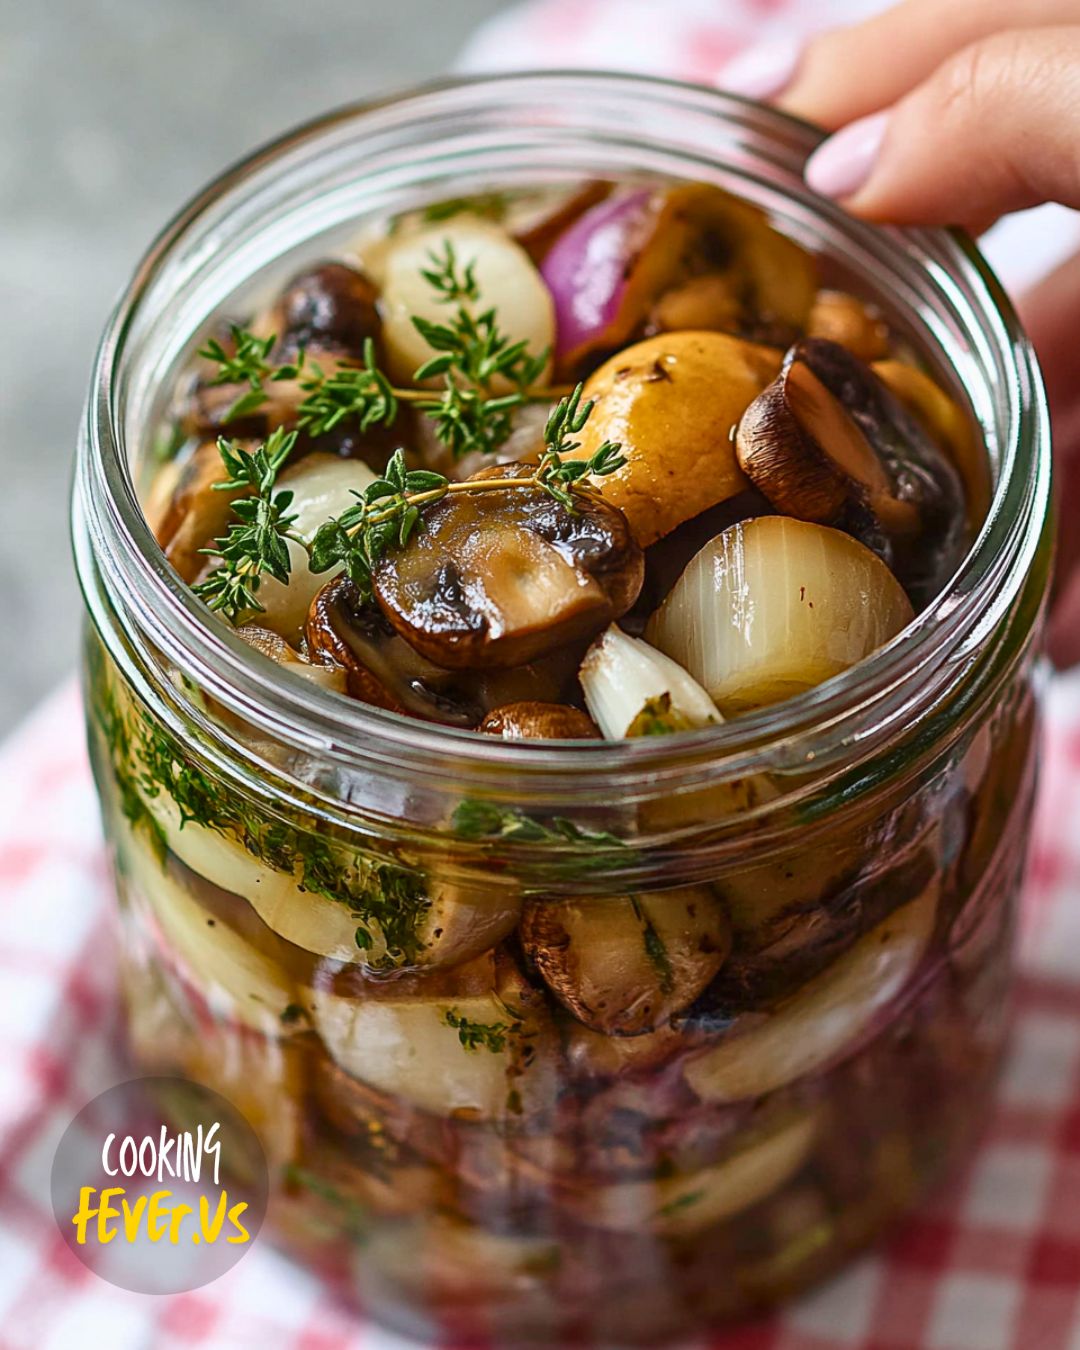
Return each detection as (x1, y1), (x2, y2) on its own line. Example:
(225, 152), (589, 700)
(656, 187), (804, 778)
(716, 37), (803, 102)
(804, 112), (890, 202)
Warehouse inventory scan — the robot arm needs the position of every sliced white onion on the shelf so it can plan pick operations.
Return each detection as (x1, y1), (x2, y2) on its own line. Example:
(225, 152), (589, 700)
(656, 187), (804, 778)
(566, 1111), (818, 1236)
(141, 789), (519, 969)
(122, 958), (306, 1167)
(120, 831), (298, 1033)
(361, 1214), (562, 1303)
(379, 219), (554, 388)
(684, 880), (938, 1103)
(580, 625), (721, 740)
(646, 516), (914, 716)
(252, 454), (377, 642)
(236, 625), (345, 692)
(311, 957), (555, 1120)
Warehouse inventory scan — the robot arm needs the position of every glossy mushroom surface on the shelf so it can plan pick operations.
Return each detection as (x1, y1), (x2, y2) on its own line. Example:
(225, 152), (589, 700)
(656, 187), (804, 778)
(371, 464), (644, 669)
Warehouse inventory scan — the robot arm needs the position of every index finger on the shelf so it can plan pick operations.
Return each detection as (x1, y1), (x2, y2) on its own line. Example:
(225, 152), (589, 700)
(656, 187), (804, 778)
(762, 0), (1080, 128)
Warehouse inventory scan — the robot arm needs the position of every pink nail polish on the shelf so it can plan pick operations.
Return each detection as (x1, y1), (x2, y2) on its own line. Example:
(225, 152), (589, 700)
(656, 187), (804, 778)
(805, 111), (889, 200)
(717, 38), (803, 101)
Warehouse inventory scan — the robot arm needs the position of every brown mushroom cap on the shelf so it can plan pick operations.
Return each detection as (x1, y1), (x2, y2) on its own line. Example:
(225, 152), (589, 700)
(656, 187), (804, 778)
(737, 356), (904, 530)
(565, 331), (781, 549)
(371, 463), (644, 670)
(306, 575), (586, 725)
(807, 289), (891, 362)
(152, 439), (246, 582)
(271, 261), (381, 359)
(737, 338), (967, 604)
(477, 702), (601, 741)
(520, 888), (731, 1037)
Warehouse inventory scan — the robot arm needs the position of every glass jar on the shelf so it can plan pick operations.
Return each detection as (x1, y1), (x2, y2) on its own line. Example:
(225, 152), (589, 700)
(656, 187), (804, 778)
(73, 73), (1051, 1345)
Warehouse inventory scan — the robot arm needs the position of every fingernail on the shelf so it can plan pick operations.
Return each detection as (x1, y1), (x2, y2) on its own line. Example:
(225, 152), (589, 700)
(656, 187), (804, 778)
(717, 37), (803, 101)
(805, 111), (890, 200)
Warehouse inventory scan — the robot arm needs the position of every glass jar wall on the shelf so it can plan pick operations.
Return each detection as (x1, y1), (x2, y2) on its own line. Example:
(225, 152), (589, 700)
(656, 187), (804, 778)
(73, 74), (1051, 1344)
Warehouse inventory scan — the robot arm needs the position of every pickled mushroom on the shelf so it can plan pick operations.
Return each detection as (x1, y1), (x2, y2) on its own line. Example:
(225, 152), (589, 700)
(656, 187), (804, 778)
(738, 339), (966, 604)
(477, 701), (601, 740)
(270, 261), (381, 359)
(371, 463), (643, 669)
(306, 575), (585, 724)
(520, 887), (731, 1036)
(563, 331), (780, 547)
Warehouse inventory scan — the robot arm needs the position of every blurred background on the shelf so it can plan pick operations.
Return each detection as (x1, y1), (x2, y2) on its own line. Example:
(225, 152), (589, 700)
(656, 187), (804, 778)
(0, 0), (508, 735)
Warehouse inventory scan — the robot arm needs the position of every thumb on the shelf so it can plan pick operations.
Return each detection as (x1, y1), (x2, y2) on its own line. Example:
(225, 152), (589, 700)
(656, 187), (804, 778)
(803, 28), (1080, 231)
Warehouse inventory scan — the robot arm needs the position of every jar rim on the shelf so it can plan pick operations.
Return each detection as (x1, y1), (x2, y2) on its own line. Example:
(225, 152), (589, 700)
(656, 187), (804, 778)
(75, 69), (1051, 805)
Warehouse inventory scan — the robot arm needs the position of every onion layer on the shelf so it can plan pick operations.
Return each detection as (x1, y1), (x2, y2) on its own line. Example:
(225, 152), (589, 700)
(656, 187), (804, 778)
(380, 219), (554, 388)
(141, 787), (519, 969)
(646, 516), (914, 715)
(683, 880), (938, 1103)
(563, 1112), (818, 1236)
(580, 625), (720, 739)
(310, 954), (554, 1120)
(251, 453), (376, 642)
(121, 832), (298, 1033)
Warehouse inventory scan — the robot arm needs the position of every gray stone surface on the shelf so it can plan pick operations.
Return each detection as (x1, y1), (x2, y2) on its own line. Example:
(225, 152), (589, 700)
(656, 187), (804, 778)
(0, 0), (507, 736)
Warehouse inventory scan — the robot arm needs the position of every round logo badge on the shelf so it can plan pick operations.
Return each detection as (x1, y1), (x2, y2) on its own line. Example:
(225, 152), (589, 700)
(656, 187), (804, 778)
(51, 1077), (269, 1293)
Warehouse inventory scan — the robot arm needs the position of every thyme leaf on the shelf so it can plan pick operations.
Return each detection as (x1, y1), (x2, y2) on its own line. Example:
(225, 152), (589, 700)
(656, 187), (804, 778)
(626, 693), (697, 738)
(90, 662), (432, 969)
(191, 429), (299, 623)
(306, 386), (623, 606)
(444, 1008), (519, 1053)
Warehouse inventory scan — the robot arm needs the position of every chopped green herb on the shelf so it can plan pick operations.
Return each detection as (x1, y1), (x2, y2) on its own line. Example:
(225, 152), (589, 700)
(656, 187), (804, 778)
(90, 658), (432, 969)
(420, 191), (512, 225)
(444, 1008), (519, 1053)
(656, 1189), (704, 1219)
(451, 798), (627, 857)
(631, 896), (675, 994)
(627, 693), (697, 737)
(283, 1165), (369, 1236)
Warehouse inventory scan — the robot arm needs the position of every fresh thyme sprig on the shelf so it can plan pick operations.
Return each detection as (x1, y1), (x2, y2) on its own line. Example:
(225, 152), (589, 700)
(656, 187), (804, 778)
(191, 384), (622, 623)
(192, 428), (301, 622)
(308, 387), (625, 603)
(199, 239), (559, 461)
(198, 325), (278, 424)
(535, 383), (624, 509)
(411, 240), (552, 459)
(288, 338), (400, 438)
(451, 799), (628, 853)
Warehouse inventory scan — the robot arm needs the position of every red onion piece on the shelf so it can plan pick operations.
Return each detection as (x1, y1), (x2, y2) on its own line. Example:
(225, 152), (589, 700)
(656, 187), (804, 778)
(541, 189), (656, 363)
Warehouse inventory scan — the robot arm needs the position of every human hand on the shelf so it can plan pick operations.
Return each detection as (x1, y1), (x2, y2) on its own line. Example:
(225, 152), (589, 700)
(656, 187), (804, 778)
(721, 0), (1080, 665)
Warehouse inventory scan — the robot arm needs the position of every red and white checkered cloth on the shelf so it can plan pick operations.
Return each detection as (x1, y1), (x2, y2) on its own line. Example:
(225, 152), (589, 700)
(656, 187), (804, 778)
(4, 2), (1080, 1346)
